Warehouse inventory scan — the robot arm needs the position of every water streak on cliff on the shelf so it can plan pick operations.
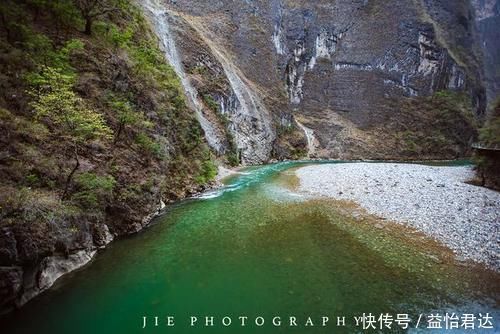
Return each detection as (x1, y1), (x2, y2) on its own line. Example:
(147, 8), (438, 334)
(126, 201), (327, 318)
(182, 16), (276, 164)
(140, 0), (225, 154)
(295, 120), (317, 158)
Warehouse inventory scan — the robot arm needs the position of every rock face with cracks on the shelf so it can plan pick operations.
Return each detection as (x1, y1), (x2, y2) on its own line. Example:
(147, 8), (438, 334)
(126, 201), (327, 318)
(152, 0), (487, 161)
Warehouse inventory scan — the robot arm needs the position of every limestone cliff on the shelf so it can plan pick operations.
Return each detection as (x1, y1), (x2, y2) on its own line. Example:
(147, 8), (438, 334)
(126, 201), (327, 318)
(472, 0), (500, 104)
(155, 0), (487, 160)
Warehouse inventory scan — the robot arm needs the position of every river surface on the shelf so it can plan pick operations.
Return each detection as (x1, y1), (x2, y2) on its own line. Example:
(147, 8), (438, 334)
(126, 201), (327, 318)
(1, 162), (498, 333)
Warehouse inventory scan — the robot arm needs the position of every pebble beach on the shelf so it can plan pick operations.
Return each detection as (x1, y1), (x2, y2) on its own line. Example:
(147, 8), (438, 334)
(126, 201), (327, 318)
(296, 163), (500, 270)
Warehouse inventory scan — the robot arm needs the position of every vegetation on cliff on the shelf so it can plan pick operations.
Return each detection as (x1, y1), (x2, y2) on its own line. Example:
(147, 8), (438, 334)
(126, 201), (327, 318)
(389, 90), (478, 159)
(479, 99), (500, 147)
(475, 99), (500, 190)
(0, 0), (217, 308)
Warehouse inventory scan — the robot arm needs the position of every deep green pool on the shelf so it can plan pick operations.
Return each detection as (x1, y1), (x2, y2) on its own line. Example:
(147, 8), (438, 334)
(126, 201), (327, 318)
(1, 162), (498, 333)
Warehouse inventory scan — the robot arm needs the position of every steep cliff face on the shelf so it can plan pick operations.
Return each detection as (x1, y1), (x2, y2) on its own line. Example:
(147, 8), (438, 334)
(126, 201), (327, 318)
(0, 0), (218, 313)
(472, 0), (500, 103)
(157, 0), (486, 160)
(140, 0), (277, 165)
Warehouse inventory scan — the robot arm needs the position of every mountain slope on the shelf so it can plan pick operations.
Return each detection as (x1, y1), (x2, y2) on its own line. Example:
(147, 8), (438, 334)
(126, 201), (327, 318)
(0, 0), (218, 313)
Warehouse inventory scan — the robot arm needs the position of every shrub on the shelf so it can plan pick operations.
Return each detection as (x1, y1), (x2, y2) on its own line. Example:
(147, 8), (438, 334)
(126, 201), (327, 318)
(24, 173), (40, 186)
(202, 94), (220, 113)
(195, 158), (217, 185)
(479, 99), (500, 147)
(28, 66), (112, 143)
(105, 93), (142, 142)
(72, 172), (116, 208)
(135, 132), (163, 158)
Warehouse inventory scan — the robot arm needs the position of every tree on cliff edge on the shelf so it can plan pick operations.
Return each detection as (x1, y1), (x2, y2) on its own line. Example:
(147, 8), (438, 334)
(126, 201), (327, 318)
(28, 61), (112, 199)
(74, 0), (119, 35)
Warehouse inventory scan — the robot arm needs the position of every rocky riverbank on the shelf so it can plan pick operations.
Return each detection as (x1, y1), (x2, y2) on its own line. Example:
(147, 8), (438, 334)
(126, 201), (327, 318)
(0, 0), (224, 315)
(296, 163), (500, 271)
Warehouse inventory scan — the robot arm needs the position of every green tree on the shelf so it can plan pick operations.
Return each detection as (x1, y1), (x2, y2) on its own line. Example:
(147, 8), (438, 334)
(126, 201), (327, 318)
(72, 172), (116, 208)
(106, 94), (140, 144)
(479, 99), (500, 147)
(29, 66), (112, 199)
(73, 0), (118, 35)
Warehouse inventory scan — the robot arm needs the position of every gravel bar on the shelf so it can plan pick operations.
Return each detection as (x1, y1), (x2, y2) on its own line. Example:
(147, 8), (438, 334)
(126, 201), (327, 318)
(296, 163), (500, 271)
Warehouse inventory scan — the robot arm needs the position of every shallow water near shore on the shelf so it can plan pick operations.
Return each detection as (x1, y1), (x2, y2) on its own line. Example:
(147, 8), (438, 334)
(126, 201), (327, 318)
(1, 161), (498, 333)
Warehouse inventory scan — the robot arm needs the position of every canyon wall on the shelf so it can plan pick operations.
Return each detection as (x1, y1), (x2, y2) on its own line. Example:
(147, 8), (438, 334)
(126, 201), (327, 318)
(156, 0), (486, 160)
(0, 0), (493, 315)
(0, 0), (219, 313)
(472, 0), (500, 104)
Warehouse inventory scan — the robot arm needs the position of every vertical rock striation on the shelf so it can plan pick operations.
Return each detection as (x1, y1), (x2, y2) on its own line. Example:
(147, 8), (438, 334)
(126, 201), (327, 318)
(141, 0), (227, 155)
(141, 0), (276, 164)
(472, 0), (500, 104)
(155, 0), (486, 160)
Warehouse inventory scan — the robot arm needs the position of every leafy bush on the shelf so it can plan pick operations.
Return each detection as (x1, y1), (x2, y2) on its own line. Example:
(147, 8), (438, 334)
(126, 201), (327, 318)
(28, 65), (112, 143)
(195, 158), (217, 185)
(135, 132), (163, 158)
(72, 172), (116, 208)
(479, 99), (500, 147)
(24, 173), (40, 186)
(30, 0), (83, 29)
(225, 132), (239, 166)
(105, 92), (144, 142)
(202, 94), (220, 113)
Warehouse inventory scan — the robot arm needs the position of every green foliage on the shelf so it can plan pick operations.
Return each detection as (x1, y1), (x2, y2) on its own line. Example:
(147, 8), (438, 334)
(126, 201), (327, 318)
(277, 124), (294, 136)
(24, 37), (84, 76)
(105, 92), (147, 142)
(109, 24), (134, 48)
(225, 132), (239, 166)
(96, 21), (133, 48)
(479, 99), (500, 147)
(290, 147), (307, 160)
(479, 119), (500, 146)
(227, 152), (239, 167)
(19, 27), (53, 60)
(107, 94), (138, 124)
(28, 66), (112, 143)
(395, 90), (478, 156)
(2, 20), (84, 71)
(1, 0), (213, 221)
(189, 65), (208, 75)
(202, 94), (220, 113)
(430, 90), (476, 126)
(195, 157), (217, 185)
(135, 133), (163, 158)
(95, 9), (187, 115)
(72, 172), (116, 208)
(30, 0), (83, 28)
(117, 183), (141, 202)
(129, 43), (184, 99)
(24, 173), (40, 186)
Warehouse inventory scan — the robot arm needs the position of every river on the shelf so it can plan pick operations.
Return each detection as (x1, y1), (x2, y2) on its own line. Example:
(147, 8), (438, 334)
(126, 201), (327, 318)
(1, 162), (498, 333)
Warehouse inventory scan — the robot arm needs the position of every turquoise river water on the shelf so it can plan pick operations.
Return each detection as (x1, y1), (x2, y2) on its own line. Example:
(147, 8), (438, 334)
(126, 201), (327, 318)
(1, 162), (498, 333)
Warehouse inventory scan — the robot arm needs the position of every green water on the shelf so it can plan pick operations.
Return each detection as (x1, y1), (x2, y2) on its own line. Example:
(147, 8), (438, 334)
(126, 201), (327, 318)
(1, 162), (498, 333)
